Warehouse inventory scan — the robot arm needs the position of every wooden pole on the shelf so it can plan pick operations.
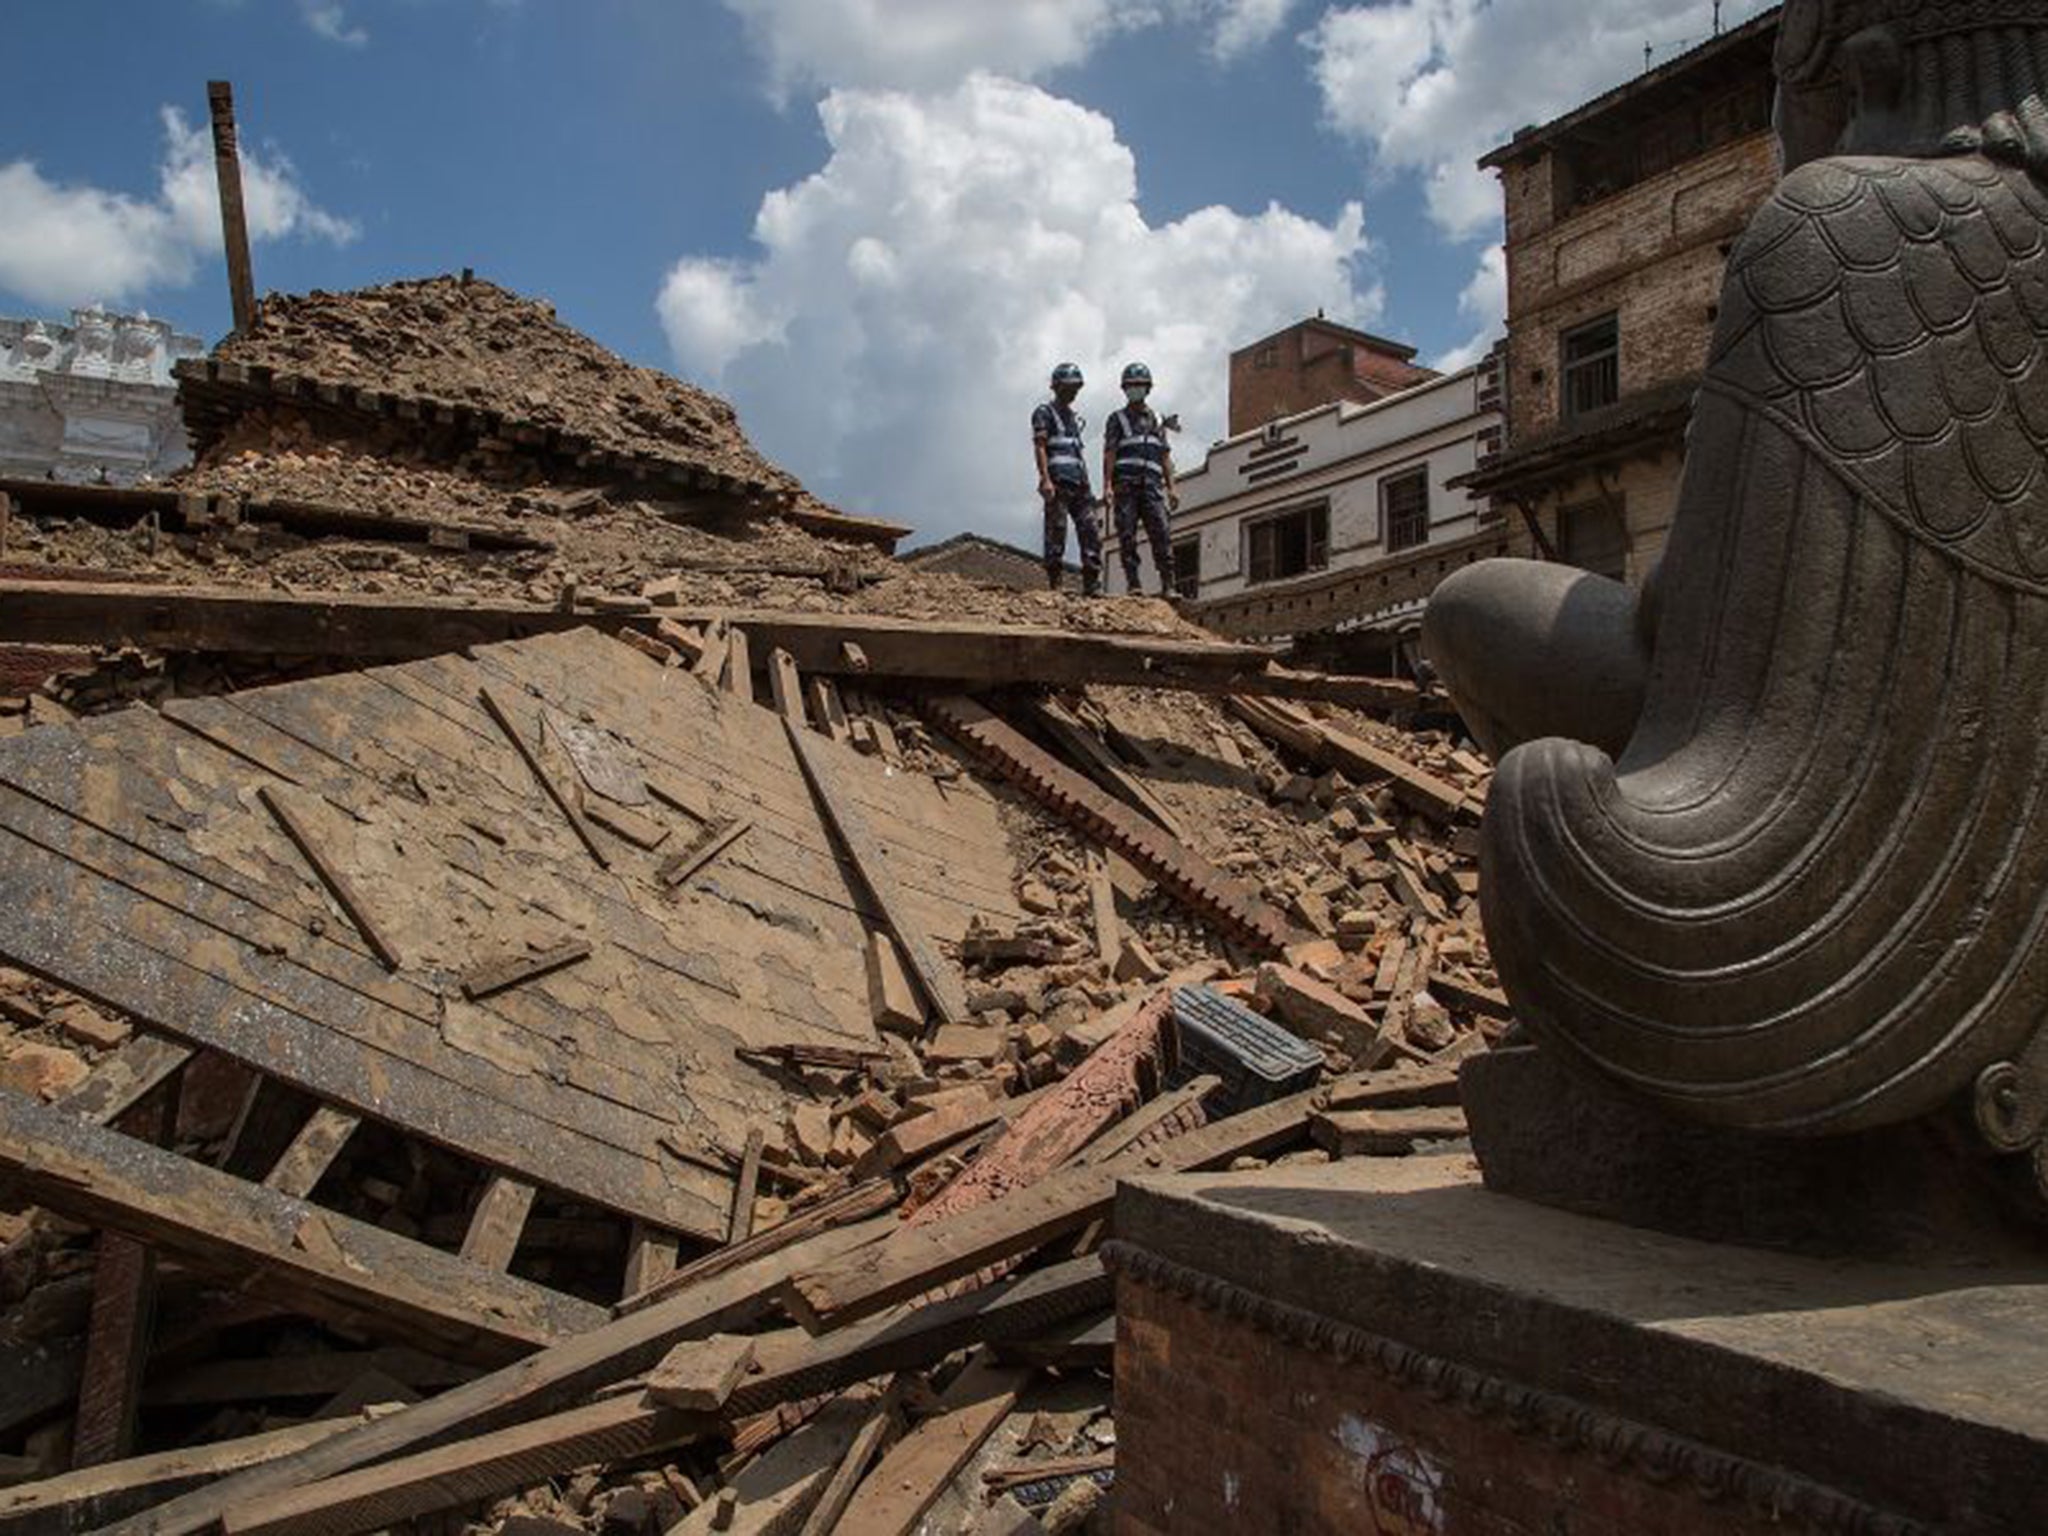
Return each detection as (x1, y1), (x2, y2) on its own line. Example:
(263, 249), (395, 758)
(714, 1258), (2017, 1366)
(206, 81), (258, 336)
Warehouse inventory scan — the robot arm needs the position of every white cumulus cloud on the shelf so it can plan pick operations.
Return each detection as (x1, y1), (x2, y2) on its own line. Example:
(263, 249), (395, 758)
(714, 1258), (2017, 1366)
(300, 1), (369, 47)
(1433, 241), (1505, 370)
(0, 107), (356, 311)
(1201, 0), (1299, 60)
(657, 74), (1376, 543)
(1311, 0), (1776, 240)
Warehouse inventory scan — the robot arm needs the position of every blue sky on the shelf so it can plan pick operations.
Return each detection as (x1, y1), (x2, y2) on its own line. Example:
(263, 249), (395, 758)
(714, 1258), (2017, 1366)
(0, 0), (1768, 543)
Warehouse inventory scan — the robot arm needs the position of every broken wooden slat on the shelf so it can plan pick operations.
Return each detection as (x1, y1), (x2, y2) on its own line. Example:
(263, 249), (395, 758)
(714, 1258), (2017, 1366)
(0, 1417), (356, 1536)
(256, 785), (402, 970)
(218, 1394), (703, 1536)
(669, 1392), (873, 1536)
(690, 618), (730, 683)
(782, 1078), (1344, 1332)
(767, 647), (805, 725)
(1025, 700), (1185, 839)
(785, 719), (968, 1026)
(0, 1091), (602, 1363)
(621, 1225), (679, 1302)
(459, 940), (592, 1001)
(835, 1352), (1029, 1536)
(111, 1212), (892, 1536)
(721, 625), (755, 704)
(728, 1131), (764, 1245)
(616, 1182), (898, 1315)
(646, 1334), (759, 1412)
(459, 1176), (537, 1271)
(582, 799), (671, 851)
(260, 1105), (361, 1200)
(476, 684), (612, 868)
(795, 1379), (905, 1536)
(806, 678), (850, 744)
(56, 1035), (193, 1128)
(862, 931), (924, 1035)
(1086, 851), (1119, 971)
(656, 816), (751, 890)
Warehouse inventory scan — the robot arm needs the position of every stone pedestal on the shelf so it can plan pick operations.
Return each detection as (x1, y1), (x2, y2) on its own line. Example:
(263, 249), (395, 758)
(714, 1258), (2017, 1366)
(1108, 1156), (2048, 1534)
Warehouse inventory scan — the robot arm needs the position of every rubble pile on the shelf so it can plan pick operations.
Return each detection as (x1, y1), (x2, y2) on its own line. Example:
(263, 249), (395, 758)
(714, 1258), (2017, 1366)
(0, 276), (1500, 1535)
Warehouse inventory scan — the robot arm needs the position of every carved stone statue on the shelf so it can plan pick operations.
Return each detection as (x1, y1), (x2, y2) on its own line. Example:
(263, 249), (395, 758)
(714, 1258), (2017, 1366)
(1425, 1), (2048, 1183)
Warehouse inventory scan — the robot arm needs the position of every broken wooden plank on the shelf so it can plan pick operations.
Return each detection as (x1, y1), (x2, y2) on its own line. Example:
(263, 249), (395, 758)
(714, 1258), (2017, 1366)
(836, 1352), (1029, 1536)
(1086, 851), (1119, 972)
(794, 1379), (905, 1536)
(767, 647), (805, 726)
(1427, 969), (1512, 1020)
(0, 1417), (356, 1536)
(646, 1334), (759, 1412)
(219, 1394), (704, 1536)
(656, 815), (751, 889)
(581, 798), (671, 851)
(690, 618), (731, 684)
(863, 931), (924, 1036)
(107, 1213), (891, 1536)
(783, 1078), (1345, 1331)
(1228, 695), (1466, 824)
(56, 1035), (192, 1128)
(785, 719), (968, 1026)
(720, 624), (755, 704)
(260, 1105), (361, 1200)
(256, 785), (402, 970)
(1309, 1105), (1468, 1157)
(476, 684), (612, 868)
(616, 1182), (899, 1315)
(459, 1176), (537, 1271)
(621, 1225), (679, 1302)
(670, 1391), (872, 1536)
(0, 1091), (602, 1363)
(1025, 700), (1185, 839)
(806, 678), (850, 744)
(728, 1131), (764, 1245)
(459, 940), (591, 1001)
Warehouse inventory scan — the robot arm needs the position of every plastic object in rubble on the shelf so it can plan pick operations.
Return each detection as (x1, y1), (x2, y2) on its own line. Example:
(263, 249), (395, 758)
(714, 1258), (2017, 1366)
(1170, 985), (1324, 1113)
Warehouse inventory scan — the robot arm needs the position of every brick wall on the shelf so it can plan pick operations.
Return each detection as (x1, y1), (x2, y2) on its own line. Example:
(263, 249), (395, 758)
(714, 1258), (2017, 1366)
(1500, 132), (1777, 446)
(1502, 449), (1684, 580)
(1229, 324), (1436, 437)
(1115, 1274), (1870, 1536)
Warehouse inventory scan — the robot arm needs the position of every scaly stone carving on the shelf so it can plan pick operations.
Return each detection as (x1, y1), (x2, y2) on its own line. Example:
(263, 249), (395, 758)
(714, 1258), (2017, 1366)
(1425, 2), (2048, 1176)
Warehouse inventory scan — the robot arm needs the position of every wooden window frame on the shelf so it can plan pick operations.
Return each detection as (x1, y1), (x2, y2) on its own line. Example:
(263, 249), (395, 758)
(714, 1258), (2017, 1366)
(1381, 467), (1431, 554)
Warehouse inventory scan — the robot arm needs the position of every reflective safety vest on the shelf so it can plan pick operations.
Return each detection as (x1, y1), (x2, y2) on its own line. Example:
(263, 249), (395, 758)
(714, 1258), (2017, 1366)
(1035, 401), (1089, 485)
(1109, 407), (1169, 483)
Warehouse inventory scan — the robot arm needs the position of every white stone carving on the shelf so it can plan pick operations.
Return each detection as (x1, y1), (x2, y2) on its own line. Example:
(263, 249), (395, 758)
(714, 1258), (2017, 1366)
(0, 306), (204, 484)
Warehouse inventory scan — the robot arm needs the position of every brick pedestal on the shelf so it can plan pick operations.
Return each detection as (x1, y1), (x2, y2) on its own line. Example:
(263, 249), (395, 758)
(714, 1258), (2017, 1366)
(1108, 1157), (2048, 1535)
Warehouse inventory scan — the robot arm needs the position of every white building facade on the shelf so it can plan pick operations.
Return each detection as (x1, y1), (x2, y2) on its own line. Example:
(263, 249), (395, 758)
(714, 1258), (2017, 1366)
(0, 307), (204, 485)
(1105, 366), (1503, 641)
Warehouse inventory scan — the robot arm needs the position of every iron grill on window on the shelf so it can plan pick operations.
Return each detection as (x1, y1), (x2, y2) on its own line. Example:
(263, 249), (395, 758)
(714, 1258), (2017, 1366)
(1246, 504), (1329, 585)
(1383, 469), (1430, 553)
(1561, 314), (1620, 421)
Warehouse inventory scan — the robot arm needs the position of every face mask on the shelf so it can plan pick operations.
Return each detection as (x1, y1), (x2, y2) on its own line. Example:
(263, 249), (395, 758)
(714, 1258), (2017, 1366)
(1124, 386), (1149, 405)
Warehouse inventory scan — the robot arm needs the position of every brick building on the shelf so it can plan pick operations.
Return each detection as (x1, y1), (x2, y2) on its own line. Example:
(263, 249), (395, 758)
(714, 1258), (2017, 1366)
(1460, 9), (1781, 583)
(1227, 317), (1439, 437)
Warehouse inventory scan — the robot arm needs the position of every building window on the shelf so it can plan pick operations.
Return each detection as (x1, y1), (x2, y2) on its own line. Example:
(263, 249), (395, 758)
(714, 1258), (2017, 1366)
(1559, 498), (1628, 581)
(1254, 344), (1279, 369)
(1382, 468), (1430, 553)
(1245, 503), (1329, 585)
(1171, 536), (1201, 599)
(1561, 314), (1620, 420)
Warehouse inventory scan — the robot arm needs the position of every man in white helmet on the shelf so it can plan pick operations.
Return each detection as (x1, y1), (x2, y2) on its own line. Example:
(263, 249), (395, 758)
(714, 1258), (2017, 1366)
(1102, 361), (1177, 597)
(1031, 362), (1103, 595)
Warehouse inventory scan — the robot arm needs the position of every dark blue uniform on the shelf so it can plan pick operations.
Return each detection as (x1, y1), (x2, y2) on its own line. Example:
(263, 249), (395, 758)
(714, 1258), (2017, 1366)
(1032, 400), (1102, 591)
(1104, 405), (1173, 593)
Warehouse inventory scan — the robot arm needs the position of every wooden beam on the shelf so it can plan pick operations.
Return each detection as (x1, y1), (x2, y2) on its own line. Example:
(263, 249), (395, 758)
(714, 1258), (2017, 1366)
(806, 678), (849, 744)
(256, 786), (403, 970)
(1227, 695), (1469, 824)
(1025, 701), (1185, 838)
(476, 685), (612, 867)
(57, 1035), (192, 1128)
(782, 1078), (1344, 1332)
(459, 1176), (537, 1271)
(720, 624), (755, 704)
(767, 647), (805, 725)
(260, 1104), (360, 1200)
(459, 939), (592, 1000)
(668, 1392), (874, 1536)
(143, 1347), (475, 1409)
(656, 816), (750, 890)
(0, 1091), (601, 1363)
(102, 1211), (891, 1536)
(74, 1069), (169, 1469)
(836, 1352), (1029, 1536)
(0, 1417), (356, 1536)
(728, 1131), (764, 1245)
(785, 719), (968, 1027)
(794, 1379), (904, 1536)
(205, 82), (257, 335)
(615, 1182), (898, 1316)
(1086, 851), (1119, 971)
(622, 1225), (679, 1302)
